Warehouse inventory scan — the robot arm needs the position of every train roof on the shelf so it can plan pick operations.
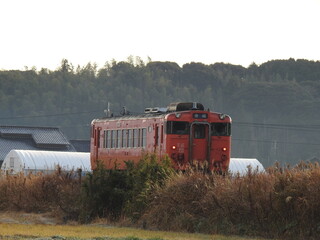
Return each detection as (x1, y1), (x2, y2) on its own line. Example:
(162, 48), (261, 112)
(93, 102), (203, 122)
(92, 112), (167, 123)
(91, 102), (231, 123)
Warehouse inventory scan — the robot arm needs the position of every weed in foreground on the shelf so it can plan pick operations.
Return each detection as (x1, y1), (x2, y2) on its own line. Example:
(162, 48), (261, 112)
(2, 159), (320, 239)
(139, 162), (320, 239)
(79, 154), (175, 222)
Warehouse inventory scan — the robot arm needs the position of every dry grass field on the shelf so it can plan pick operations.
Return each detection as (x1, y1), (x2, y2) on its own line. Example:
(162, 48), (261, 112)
(2, 158), (320, 239)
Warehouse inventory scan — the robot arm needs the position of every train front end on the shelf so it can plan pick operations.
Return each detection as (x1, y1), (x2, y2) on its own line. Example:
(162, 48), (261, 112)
(165, 102), (231, 173)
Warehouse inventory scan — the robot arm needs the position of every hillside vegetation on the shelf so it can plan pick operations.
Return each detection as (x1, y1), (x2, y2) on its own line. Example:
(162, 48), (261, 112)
(1, 156), (320, 240)
(1, 57), (320, 166)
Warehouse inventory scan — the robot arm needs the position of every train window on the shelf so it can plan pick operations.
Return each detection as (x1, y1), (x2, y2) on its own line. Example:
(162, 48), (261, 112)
(133, 129), (139, 148)
(211, 123), (231, 136)
(128, 129), (133, 148)
(139, 129), (142, 147)
(194, 124), (205, 139)
(122, 130), (127, 148)
(166, 121), (189, 135)
(107, 130), (112, 148)
(142, 128), (147, 147)
(117, 130), (122, 148)
(112, 130), (117, 148)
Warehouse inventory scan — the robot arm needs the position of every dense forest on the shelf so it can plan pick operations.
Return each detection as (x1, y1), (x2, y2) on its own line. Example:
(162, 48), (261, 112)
(1, 57), (320, 167)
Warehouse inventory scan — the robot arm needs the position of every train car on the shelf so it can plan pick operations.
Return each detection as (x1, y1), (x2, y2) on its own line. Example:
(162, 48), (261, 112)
(90, 102), (231, 173)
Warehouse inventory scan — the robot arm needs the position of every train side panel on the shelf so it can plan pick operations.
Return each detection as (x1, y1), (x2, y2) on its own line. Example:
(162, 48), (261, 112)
(90, 116), (166, 170)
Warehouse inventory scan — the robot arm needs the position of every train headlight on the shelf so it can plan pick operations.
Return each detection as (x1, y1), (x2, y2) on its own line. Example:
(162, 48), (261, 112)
(222, 147), (227, 152)
(193, 113), (208, 119)
(175, 113), (181, 118)
(172, 145), (177, 150)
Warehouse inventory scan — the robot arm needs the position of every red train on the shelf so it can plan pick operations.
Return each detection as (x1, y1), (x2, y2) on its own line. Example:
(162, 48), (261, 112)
(90, 102), (231, 173)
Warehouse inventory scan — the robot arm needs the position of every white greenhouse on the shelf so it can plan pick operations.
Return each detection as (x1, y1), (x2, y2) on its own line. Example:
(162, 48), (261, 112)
(1, 150), (91, 175)
(229, 158), (265, 176)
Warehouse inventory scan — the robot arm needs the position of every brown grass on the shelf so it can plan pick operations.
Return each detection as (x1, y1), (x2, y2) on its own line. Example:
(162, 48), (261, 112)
(1, 162), (320, 239)
(140, 163), (320, 239)
(0, 170), (82, 220)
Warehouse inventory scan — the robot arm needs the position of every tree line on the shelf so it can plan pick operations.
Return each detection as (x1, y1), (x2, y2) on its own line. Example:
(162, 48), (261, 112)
(1, 57), (320, 167)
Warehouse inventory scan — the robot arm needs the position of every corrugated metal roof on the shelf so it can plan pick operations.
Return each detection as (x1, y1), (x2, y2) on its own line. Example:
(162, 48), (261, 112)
(0, 126), (76, 162)
(0, 138), (37, 160)
(69, 140), (90, 152)
(0, 126), (70, 145)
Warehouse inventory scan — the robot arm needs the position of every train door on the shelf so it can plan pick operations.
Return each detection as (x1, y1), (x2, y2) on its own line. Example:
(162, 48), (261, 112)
(159, 123), (164, 158)
(154, 123), (164, 156)
(189, 122), (211, 164)
(154, 124), (159, 152)
(93, 127), (101, 160)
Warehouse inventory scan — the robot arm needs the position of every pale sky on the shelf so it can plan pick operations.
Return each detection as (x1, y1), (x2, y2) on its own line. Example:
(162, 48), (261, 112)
(1, 0), (320, 70)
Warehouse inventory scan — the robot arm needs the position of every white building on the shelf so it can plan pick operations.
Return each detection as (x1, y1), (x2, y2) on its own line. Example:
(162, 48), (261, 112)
(229, 158), (265, 176)
(1, 150), (91, 175)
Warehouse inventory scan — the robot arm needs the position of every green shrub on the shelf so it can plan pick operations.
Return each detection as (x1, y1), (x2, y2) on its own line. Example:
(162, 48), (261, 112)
(79, 162), (130, 222)
(124, 154), (175, 221)
(79, 154), (175, 222)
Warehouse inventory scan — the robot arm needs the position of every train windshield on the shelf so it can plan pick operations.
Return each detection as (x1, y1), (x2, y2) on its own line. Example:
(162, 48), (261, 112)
(211, 123), (231, 136)
(166, 121), (189, 135)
